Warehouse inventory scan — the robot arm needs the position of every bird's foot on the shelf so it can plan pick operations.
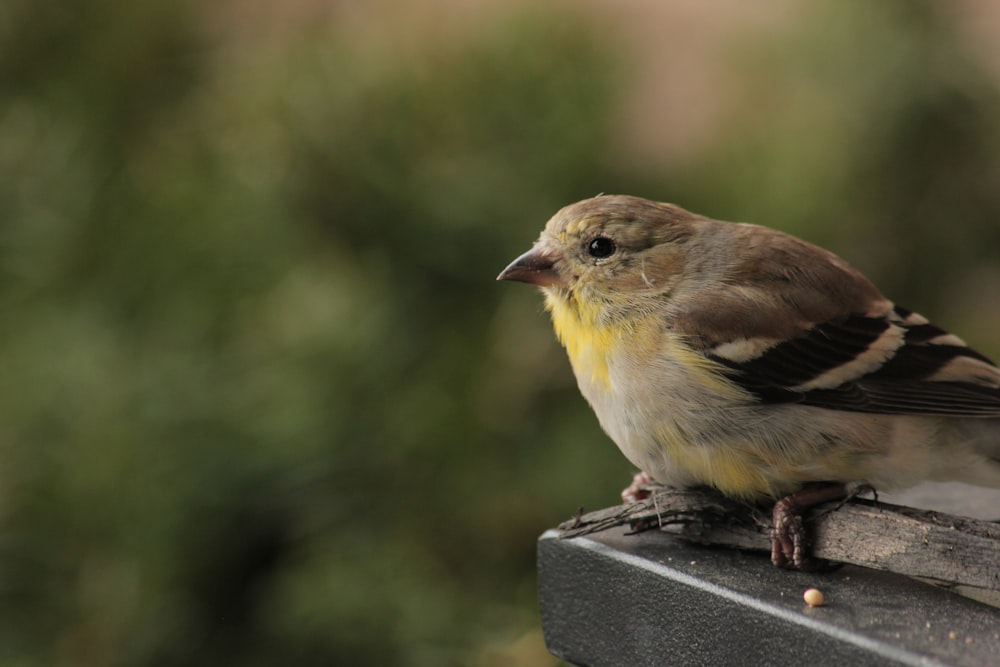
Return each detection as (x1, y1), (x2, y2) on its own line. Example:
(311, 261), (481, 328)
(621, 471), (654, 503)
(770, 482), (849, 569)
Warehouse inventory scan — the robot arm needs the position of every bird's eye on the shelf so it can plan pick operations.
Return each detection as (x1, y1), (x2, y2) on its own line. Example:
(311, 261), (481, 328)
(587, 236), (616, 259)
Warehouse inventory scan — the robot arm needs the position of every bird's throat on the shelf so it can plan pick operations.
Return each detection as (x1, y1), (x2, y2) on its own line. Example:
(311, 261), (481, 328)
(545, 291), (616, 391)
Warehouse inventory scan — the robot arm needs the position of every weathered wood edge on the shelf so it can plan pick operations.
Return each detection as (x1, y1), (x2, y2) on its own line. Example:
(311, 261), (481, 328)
(556, 486), (1000, 591)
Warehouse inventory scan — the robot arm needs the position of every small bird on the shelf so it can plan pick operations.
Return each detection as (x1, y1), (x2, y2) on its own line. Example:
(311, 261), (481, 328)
(498, 194), (1000, 568)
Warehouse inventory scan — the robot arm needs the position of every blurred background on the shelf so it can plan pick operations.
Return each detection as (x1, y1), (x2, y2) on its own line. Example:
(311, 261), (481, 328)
(2, 0), (1000, 665)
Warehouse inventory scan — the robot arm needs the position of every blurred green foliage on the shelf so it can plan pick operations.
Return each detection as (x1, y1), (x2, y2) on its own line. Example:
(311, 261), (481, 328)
(0, 1), (999, 666)
(0, 3), (628, 666)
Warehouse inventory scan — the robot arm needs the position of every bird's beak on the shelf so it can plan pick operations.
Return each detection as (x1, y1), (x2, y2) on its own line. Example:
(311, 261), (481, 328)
(497, 246), (563, 287)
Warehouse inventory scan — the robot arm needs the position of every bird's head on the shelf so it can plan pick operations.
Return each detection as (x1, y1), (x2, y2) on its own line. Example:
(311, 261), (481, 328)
(497, 195), (700, 312)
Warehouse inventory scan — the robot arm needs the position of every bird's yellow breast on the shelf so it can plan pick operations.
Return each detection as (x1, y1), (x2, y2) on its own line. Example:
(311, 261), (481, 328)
(545, 291), (621, 390)
(545, 288), (791, 500)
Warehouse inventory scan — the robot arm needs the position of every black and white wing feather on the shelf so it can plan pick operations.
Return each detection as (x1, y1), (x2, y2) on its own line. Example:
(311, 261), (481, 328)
(707, 306), (1000, 417)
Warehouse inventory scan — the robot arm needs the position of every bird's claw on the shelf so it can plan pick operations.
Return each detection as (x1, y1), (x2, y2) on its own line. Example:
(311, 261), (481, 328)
(769, 482), (850, 569)
(771, 497), (809, 569)
(621, 471), (654, 503)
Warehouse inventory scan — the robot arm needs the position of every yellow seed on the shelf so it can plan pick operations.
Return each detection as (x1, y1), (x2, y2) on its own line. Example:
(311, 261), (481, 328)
(803, 588), (825, 607)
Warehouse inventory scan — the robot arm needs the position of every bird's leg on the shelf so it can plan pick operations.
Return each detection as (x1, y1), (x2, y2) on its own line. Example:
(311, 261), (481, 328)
(821, 481), (877, 516)
(621, 471), (654, 503)
(771, 482), (848, 569)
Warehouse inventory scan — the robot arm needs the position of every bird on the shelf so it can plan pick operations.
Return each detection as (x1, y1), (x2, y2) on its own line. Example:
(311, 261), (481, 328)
(497, 194), (1000, 569)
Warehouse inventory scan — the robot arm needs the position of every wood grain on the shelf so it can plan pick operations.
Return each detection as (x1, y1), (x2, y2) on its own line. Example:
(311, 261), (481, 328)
(557, 486), (1000, 591)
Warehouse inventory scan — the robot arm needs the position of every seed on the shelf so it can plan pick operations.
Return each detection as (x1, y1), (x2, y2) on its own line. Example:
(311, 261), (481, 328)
(803, 588), (825, 607)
